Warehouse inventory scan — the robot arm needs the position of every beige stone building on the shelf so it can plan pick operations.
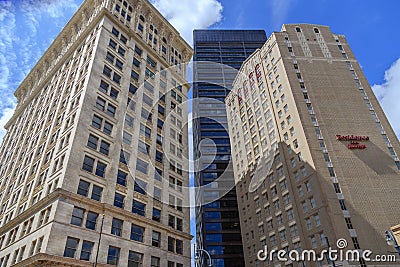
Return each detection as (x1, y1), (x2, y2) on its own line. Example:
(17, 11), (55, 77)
(0, 0), (193, 266)
(225, 24), (400, 267)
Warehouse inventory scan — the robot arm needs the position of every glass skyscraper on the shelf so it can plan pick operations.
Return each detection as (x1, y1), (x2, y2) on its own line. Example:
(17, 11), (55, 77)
(192, 30), (267, 267)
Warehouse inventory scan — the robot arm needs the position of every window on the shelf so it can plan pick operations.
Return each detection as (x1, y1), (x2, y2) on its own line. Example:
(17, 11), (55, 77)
(71, 207), (84, 226)
(339, 199), (347, 210)
(132, 200), (146, 216)
(117, 170), (128, 186)
(103, 65), (112, 77)
(152, 231), (161, 247)
(100, 140), (110, 155)
(136, 159), (148, 174)
(306, 218), (312, 230)
(177, 218), (183, 231)
(176, 239), (183, 254)
(128, 251), (143, 267)
(82, 156), (94, 173)
(168, 215), (175, 228)
(305, 181), (311, 192)
(130, 224), (145, 242)
(80, 241), (94, 261)
(155, 150), (163, 163)
(125, 114), (134, 128)
(151, 257), (160, 267)
(107, 246), (120, 265)
(302, 201), (308, 212)
(95, 161), (106, 177)
(134, 179), (147, 195)
(153, 187), (161, 201)
(345, 217), (353, 229)
(168, 237), (175, 252)
(114, 193), (125, 208)
(77, 180), (90, 196)
(91, 185), (103, 201)
(86, 212), (98, 230)
(314, 214), (321, 226)
(64, 237), (79, 258)
(133, 57), (140, 68)
(111, 218), (123, 236)
(87, 134), (98, 150)
(152, 208), (161, 222)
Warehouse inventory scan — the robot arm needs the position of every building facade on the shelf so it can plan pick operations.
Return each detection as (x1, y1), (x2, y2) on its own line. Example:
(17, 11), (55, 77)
(0, 0), (192, 266)
(193, 30), (267, 267)
(225, 24), (400, 266)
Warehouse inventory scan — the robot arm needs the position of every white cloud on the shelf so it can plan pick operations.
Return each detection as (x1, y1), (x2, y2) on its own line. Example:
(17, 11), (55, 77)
(0, 105), (16, 142)
(151, 0), (223, 44)
(0, 1), (17, 92)
(372, 58), (400, 138)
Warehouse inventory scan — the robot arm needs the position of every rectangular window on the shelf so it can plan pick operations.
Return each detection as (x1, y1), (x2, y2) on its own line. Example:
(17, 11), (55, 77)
(107, 246), (120, 265)
(64, 237), (79, 258)
(92, 115), (102, 129)
(134, 179), (147, 195)
(152, 231), (161, 247)
(129, 83), (137, 94)
(107, 103), (116, 117)
(152, 208), (161, 222)
(168, 237), (175, 252)
(87, 134), (98, 150)
(82, 156), (94, 173)
(128, 251), (143, 267)
(131, 70), (139, 81)
(77, 180), (90, 196)
(111, 218), (123, 236)
(99, 141), (110, 155)
(117, 170), (128, 186)
(151, 257), (160, 267)
(103, 121), (113, 135)
(125, 114), (134, 128)
(112, 73), (121, 84)
(130, 224), (145, 242)
(136, 159), (148, 174)
(85, 212), (98, 230)
(123, 131), (132, 145)
(91, 185), (103, 201)
(103, 65), (112, 77)
(114, 193), (125, 209)
(95, 161), (106, 177)
(80, 240), (94, 261)
(71, 207), (84, 226)
(132, 200), (146, 216)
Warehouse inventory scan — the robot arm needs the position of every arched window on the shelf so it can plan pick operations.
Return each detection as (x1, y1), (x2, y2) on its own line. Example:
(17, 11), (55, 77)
(314, 28), (320, 34)
(295, 27), (301, 33)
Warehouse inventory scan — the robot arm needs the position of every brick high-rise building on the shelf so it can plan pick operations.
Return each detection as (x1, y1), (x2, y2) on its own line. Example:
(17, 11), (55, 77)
(225, 24), (400, 267)
(0, 0), (192, 266)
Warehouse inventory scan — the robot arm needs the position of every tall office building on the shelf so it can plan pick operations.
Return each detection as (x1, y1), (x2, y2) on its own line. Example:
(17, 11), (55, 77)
(225, 24), (400, 267)
(0, 0), (193, 266)
(193, 30), (267, 266)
